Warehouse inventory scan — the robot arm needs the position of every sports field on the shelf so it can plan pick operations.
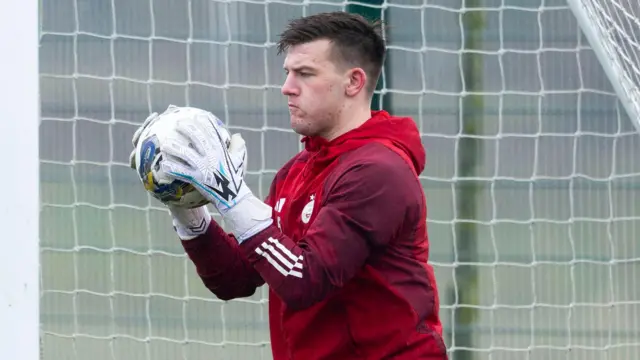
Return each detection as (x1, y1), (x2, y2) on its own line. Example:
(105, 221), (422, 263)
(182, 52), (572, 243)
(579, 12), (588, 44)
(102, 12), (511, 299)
(40, 163), (640, 359)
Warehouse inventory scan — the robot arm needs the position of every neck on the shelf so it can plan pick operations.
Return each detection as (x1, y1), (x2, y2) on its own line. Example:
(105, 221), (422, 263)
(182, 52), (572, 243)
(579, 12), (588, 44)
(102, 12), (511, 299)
(322, 101), (372, 141)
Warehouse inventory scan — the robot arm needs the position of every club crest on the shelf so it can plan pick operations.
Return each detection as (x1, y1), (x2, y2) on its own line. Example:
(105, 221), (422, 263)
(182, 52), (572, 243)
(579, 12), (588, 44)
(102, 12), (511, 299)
(301, 194), (315, 224)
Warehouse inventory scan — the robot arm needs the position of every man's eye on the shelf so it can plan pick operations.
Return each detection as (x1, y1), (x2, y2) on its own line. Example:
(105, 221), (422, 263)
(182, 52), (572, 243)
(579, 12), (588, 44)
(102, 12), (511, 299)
(299, 72), (311, 77)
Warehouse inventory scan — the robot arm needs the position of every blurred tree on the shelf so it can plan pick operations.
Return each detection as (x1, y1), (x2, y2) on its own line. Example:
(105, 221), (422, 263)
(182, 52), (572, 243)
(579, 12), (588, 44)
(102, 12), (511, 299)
(346, 0), (391, 111)
(447, 1), (485, 359)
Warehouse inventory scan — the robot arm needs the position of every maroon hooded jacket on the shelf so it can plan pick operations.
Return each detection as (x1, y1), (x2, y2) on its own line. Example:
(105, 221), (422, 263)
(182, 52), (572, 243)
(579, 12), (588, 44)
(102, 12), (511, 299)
(181, 111), (446, 359)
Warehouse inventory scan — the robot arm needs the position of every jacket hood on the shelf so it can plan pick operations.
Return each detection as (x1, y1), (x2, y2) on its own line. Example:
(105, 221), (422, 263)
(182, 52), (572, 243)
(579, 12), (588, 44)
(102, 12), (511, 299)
(302, 110), (426, 175)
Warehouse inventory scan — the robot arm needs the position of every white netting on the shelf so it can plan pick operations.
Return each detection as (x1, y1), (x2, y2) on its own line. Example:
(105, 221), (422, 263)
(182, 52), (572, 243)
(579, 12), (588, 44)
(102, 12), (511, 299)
(568, 0), (640, 132)
(38, 1), (640, 359)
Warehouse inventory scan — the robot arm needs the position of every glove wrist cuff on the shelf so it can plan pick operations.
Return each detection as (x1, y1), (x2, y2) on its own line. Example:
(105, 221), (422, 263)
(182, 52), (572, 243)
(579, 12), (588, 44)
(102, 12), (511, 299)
(169, 205), (212, 240)
(223, 195), (273, 243)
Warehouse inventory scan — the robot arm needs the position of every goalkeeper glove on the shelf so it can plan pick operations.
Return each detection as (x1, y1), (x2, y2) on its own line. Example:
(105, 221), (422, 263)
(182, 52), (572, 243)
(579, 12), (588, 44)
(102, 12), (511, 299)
(155, 111), (273, 243)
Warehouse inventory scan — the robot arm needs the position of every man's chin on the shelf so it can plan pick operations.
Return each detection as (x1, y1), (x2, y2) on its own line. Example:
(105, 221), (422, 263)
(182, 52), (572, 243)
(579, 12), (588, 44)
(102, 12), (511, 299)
(290, 117), (310, 136)
(291, 127), (312, 138)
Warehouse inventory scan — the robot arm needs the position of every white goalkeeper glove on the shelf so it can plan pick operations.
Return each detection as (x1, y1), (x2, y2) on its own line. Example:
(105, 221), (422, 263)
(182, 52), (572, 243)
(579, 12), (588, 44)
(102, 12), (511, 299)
(155, 112), (273, 242)
(129, 106), (215, 241)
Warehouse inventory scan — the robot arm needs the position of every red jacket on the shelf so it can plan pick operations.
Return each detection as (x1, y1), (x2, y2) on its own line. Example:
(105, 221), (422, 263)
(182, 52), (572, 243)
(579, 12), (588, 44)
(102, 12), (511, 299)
(182, 111), (446, 359)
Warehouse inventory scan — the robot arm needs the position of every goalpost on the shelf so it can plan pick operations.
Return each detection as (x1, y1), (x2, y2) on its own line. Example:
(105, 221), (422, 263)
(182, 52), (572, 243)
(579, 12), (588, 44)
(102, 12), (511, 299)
(0, 1), (40, 360)
(27, 1), (640, 360)
(567, 0), (640, 132)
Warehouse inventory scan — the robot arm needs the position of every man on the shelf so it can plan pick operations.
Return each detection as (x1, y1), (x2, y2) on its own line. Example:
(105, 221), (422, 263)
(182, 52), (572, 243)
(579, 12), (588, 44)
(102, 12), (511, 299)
(130, 11), (446, 360)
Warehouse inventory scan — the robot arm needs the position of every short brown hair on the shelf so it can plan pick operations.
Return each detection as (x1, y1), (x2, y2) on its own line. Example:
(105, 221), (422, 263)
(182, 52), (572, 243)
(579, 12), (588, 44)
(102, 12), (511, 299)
(277, 11), (386, 95)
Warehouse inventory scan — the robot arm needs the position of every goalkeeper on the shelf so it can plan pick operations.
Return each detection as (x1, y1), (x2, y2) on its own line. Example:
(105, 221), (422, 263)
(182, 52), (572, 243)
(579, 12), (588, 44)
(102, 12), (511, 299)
(129, 12), (446, 360)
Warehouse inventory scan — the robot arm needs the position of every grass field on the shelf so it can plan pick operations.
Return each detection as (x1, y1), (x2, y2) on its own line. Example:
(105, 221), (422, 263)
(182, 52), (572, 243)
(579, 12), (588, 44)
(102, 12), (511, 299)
(39, 167), (640, 359)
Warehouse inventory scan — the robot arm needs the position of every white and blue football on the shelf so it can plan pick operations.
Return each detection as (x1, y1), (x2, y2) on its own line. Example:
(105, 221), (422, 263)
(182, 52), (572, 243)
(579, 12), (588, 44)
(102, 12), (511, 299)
(133, 106), (211, 209)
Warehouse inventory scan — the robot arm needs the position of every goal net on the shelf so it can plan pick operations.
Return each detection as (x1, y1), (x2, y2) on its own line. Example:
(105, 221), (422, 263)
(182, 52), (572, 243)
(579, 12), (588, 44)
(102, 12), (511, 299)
(37, 1), (640, 360)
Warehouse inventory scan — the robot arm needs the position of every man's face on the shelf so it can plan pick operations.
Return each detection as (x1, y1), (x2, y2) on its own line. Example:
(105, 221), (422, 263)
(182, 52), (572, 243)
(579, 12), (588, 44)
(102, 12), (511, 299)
(281, 39), (348, 138)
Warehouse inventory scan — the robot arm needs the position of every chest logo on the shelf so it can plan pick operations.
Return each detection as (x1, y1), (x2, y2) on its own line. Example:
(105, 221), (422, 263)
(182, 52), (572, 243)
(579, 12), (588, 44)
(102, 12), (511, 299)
(301, 194), (315, 224)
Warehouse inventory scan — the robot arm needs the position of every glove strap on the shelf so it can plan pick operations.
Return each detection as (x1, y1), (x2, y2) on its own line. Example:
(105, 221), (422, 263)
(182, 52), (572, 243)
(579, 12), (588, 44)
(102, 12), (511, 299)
(169, 205), (212, 240)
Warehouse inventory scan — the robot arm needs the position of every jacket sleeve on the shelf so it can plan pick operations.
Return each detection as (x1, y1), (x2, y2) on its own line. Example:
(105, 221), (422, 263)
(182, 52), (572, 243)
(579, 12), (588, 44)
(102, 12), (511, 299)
(237, 154), (422, 310)
(181, 220), (265, 300)
(179, 174), (284, 300)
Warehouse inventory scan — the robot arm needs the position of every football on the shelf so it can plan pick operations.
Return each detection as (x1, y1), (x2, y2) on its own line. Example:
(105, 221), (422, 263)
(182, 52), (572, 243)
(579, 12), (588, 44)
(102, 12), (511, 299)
(133, 106), (211, 209)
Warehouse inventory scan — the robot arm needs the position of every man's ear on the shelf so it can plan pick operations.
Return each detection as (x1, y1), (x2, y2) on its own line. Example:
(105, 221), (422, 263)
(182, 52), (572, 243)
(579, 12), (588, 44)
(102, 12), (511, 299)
(345, 68), (367, 97)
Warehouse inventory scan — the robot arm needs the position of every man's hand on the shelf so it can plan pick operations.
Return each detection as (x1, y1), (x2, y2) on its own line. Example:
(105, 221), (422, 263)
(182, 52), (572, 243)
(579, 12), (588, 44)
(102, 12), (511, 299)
(155, 113), (249, 211)
(157, 110), (273, 242)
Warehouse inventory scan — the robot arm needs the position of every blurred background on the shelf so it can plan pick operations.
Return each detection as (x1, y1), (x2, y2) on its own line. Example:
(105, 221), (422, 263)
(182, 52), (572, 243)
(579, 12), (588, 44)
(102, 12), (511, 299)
(39, 0), (640, 359)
